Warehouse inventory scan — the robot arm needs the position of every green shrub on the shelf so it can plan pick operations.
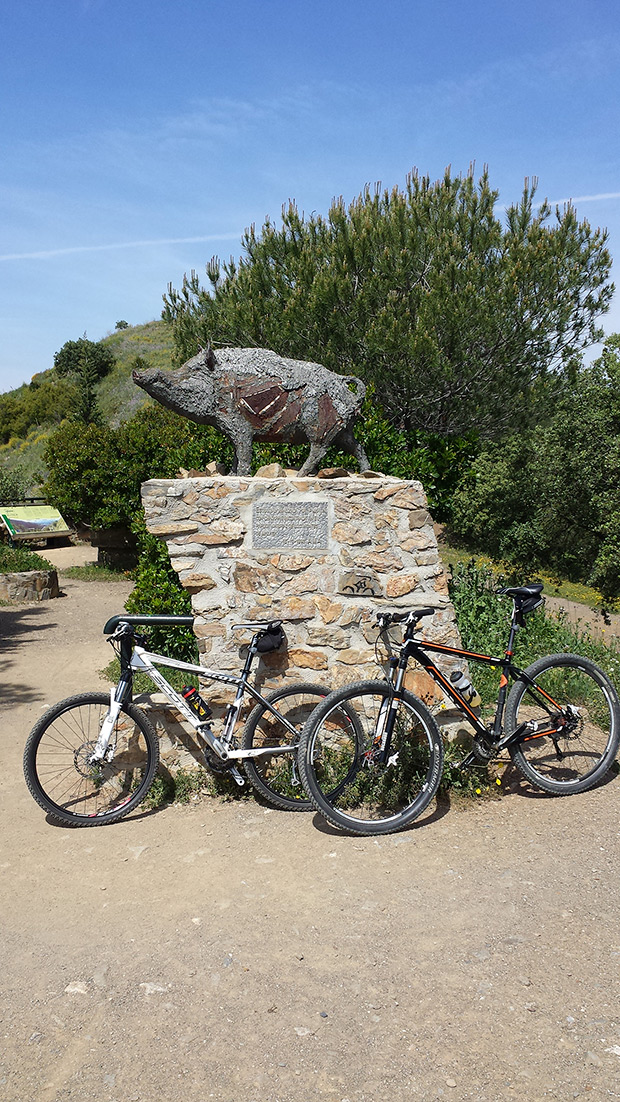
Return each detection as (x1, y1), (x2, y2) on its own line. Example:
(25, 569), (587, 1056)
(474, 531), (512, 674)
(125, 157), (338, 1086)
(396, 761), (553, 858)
(449, 335), (620, 604)
(0, 464), (34, 502)
(54, 337), (116, 380)
(43, 405), (232, 529)
(0, 545), (54, 572)
(124, 516), (198, 662)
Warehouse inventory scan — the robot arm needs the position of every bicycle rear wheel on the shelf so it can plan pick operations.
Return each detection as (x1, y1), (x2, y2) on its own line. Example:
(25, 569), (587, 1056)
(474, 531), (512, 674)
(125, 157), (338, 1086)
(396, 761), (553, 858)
(24, 692), (160, 826)
(506, 654), (620, 794)
(298, 680), (444, 836)
(241, 682), (329, 810)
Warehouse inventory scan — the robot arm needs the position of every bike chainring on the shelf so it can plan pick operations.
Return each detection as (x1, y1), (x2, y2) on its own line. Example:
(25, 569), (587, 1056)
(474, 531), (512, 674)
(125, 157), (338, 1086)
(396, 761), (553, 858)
(471, 736), (497, 763)
(203, 742), (238, 774)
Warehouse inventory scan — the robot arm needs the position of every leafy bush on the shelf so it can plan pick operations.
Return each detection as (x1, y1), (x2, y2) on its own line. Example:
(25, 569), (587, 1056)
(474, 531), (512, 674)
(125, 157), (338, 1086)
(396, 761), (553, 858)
(124, 517), (197, 662)
(449, 336), (620, 603)
(0, 464), (34, 502)
(0, 545), (54, 572)
(54, 337), (116, 380)
(43, 405), (232, 529)
(0, 375), (79, 444)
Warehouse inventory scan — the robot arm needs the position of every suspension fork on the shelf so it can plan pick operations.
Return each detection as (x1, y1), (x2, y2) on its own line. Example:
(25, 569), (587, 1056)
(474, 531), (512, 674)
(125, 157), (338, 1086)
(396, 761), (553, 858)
(373, 655), (407, 762)
(90, 634), (135, 763)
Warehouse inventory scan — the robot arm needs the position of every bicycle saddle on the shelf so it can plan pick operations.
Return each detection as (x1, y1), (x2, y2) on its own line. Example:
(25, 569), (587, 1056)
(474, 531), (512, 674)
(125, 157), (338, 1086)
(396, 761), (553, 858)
(497, 583), (543, 601)
(498, 583), (544, 616)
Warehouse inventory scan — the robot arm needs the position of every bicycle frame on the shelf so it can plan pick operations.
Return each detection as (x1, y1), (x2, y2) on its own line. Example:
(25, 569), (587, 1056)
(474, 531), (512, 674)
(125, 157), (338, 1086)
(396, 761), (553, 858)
(129, 645), (301, 761)
(383, 614), (569, 755)
(93, 626), (302, 770)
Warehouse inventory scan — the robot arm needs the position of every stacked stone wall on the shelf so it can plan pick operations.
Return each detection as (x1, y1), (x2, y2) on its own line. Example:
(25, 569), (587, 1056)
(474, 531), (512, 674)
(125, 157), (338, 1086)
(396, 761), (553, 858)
(141, 474), (465, 722)
(0, 569), (59, 602)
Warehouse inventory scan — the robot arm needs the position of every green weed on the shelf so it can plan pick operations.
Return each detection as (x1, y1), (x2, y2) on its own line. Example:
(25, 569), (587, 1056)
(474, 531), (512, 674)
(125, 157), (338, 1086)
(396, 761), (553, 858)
(62, 562), (130, 581)
(0, 545), (55, 572)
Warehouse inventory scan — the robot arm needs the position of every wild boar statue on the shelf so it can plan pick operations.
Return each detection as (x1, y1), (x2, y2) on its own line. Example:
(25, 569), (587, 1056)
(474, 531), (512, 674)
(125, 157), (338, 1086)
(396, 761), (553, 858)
(133, 345), (370, 476)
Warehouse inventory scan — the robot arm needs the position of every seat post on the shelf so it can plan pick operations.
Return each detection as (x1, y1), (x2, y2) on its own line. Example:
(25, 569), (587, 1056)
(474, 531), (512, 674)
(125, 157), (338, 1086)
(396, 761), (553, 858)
(239, 639), (257, 684)
(505, 612), (520, 657)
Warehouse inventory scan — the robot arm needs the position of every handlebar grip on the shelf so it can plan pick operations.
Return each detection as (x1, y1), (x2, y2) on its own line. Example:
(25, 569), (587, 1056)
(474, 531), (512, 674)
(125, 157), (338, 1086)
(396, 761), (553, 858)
(103, 614), (195, 634)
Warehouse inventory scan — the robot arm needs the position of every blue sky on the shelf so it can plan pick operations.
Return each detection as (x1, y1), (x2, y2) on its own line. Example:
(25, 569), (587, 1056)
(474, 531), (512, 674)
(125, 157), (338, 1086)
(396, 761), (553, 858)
(1, 0), (620, 392)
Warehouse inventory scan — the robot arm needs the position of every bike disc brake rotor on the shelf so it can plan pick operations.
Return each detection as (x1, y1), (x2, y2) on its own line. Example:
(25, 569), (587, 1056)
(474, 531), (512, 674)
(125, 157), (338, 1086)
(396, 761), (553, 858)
(73, 742), (104, 779)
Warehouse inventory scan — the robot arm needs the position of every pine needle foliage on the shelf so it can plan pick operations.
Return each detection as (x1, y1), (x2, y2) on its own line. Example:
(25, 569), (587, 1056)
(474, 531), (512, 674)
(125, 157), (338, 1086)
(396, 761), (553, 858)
(163, 167), (613, 439)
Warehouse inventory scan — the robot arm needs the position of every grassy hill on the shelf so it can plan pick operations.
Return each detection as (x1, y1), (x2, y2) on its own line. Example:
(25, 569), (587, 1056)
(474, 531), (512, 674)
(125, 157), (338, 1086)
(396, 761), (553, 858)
(0, 319), (175, 490)
(97, 320), (175, 425)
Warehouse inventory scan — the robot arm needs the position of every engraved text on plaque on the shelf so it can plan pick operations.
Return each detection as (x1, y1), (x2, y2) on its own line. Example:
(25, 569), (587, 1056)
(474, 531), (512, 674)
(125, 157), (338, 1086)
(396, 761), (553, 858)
(252, 501), (329, 550)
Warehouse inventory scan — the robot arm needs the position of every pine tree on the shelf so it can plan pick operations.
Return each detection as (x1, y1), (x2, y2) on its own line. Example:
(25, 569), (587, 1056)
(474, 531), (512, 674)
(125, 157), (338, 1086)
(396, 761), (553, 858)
(163, 168), (613, 439)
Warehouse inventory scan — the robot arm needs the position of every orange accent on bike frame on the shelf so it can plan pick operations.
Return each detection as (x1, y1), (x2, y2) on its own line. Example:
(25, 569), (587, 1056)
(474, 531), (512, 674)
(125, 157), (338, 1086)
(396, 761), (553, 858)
(499, 674), (509, 689)
(529, 685), (564, 710)
(523, 729), (558, 741)
(417, 640), (494, 662)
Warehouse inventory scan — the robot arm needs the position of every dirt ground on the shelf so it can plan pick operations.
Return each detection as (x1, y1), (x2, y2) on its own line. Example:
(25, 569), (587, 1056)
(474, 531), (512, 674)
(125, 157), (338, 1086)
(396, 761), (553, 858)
(1, 551), (620, 1102)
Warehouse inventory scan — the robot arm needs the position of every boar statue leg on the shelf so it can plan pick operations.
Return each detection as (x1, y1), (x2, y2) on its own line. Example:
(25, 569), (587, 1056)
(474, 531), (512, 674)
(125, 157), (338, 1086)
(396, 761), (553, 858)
(334, 428), (370, 473)
(297, 441), (330, 477)
(231, 430), (254, 475)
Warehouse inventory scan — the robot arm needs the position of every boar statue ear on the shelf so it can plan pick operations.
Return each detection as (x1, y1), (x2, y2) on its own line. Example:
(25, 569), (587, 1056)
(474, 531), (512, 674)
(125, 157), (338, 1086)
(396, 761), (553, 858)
(203, 342), (217, 371)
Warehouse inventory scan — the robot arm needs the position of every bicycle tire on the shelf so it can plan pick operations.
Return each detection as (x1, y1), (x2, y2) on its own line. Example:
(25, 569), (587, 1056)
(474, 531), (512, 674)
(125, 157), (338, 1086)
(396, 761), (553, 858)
(505, 653), (620, 794)
(298, 679), (444, 836)
(241, 682), (329, 810)
(24, 692), (160, 826)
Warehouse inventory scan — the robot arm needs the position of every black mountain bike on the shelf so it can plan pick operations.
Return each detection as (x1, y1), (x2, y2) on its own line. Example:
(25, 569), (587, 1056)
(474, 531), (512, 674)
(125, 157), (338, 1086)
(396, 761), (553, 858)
(297, 584), (620, 836)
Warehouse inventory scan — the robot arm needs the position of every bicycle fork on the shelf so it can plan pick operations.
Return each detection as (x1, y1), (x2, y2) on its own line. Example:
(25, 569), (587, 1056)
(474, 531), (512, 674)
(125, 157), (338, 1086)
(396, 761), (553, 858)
(367, 658), (403, 765)
(89, 695), (123, 764)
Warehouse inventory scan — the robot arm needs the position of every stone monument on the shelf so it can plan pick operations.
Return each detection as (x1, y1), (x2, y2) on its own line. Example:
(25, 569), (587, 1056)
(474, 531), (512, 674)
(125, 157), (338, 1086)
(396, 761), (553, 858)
(136, 347), (465, 745)
(141, 470), (462, 717)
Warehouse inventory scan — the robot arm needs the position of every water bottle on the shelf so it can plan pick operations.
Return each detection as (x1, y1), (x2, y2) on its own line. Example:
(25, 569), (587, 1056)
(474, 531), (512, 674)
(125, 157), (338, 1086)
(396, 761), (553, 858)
(181, 685), (213, 721)
(449, 669), (481, 709)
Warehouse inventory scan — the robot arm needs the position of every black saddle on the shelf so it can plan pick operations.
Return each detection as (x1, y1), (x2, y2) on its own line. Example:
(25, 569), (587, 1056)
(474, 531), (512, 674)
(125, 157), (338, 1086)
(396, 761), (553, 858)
(497, 583), (544, 615)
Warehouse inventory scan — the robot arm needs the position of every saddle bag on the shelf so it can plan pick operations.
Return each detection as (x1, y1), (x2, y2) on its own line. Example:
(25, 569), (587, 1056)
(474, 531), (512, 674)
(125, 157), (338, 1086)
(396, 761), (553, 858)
(255, 622), (285, 653)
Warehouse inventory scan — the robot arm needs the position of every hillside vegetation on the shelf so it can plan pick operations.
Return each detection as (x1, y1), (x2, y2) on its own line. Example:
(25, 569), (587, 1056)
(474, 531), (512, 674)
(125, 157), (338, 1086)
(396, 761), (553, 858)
(0, 320), (174, 492)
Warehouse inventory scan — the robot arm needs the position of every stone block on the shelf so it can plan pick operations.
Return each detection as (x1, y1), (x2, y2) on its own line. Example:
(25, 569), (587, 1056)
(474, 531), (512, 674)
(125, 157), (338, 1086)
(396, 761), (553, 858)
(385, 573), (421, 598)
(0, 569), (60, 603)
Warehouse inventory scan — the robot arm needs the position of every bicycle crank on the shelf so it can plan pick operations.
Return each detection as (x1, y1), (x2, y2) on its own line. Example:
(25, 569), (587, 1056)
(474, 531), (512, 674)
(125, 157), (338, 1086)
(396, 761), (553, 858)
(203, 746), (246, 786)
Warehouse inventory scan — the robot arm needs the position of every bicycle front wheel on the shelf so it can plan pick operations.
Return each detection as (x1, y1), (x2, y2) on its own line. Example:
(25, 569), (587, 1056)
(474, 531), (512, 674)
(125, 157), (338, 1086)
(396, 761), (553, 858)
(241, 682), (329, 810)
(298, 680), (444, 836)
(24, 692), (160, 826)
(506, 654), (620, 794)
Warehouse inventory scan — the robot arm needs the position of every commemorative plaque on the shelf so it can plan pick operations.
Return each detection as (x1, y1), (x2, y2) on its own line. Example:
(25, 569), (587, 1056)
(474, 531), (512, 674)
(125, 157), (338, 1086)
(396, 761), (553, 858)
(252, 501), (329, 550)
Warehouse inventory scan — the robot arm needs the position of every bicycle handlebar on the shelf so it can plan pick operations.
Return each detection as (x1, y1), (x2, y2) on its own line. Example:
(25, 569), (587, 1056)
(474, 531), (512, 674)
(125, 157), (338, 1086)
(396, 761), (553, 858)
(103, 614), (195, 635)
(376, 607), (436, 626)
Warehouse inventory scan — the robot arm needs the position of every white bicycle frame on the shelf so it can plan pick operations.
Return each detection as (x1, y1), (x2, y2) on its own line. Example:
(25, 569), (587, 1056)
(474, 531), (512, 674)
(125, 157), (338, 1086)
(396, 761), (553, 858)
(91, 642), (301, 775)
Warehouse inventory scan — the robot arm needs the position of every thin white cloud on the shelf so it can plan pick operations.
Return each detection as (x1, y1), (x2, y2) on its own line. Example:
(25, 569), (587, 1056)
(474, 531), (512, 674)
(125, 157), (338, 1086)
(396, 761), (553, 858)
(547, 192), (620, 206)
(0, 232), (243, 263)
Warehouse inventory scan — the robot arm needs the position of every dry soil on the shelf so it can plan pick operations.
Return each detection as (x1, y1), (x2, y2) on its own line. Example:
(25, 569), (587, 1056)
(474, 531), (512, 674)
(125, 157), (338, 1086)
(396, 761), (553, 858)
(1, 553), (620, 1102)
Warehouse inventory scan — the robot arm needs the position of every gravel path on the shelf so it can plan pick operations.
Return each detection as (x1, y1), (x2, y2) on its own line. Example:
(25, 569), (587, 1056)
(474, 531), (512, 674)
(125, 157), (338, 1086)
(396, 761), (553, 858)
(1, 566), (620, 1101)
